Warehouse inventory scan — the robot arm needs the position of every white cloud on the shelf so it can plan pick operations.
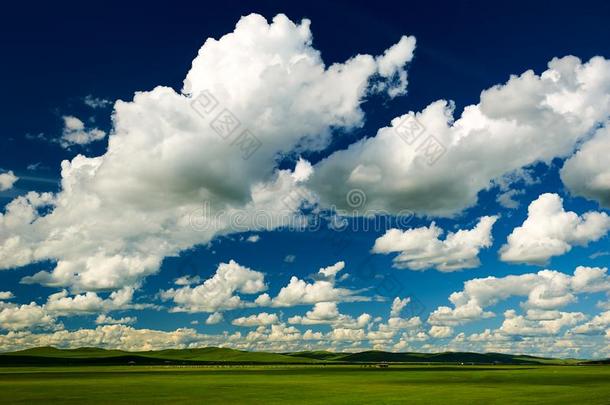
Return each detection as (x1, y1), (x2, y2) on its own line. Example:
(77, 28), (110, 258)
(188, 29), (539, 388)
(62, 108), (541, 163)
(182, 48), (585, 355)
(0, 302), (58, 331)
(205, 312), (223, 325)
(500, 193), (610, 264)
(60, 116), (106, 148)
(0, 286), (147, 331)
(0, 324), (209, 352)
(0, 171), (18, 192)
(289, 302), (339, 324)
(428, 266), (610, 327)
(561, 124), (610, 208)
(309, 56), (610, 216)
(318, 261), (345, 278)
(232, 312), (279, 327)
(174, 275), (202, 286)
(499, 309), (586, 336)
(83, 95), (112, 109)
(246, 235), (260, 243)
(160, 260), (266, 313)
(0, 301), (605, 355)
(428, 325), (453, 338)
(0, 291), (14, 300)
(0, 13), (414, 292)
(372, 216), (498, 271)
(373, 35), (416, 97)
(497, 189), (525, 209)
(288, 302), (371, 330)
(365, 297), (423, 346)
(265, 261), (366, 307)
(327, 327), (366, 342)
(570, 310), (610, 335)
(44, 287), (135, 316)
(95, 314), (137, 325)
(390, 297), (410, 317)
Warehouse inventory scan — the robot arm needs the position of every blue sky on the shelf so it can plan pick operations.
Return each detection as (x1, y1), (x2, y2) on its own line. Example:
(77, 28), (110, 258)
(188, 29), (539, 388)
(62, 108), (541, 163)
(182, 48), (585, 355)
(1, 0), (610, 358)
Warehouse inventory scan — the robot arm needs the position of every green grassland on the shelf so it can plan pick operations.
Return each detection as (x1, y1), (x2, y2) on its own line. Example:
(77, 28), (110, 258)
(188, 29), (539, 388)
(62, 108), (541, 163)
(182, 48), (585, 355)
(1, 364), (609, 404)
(0, 347), (607, 404)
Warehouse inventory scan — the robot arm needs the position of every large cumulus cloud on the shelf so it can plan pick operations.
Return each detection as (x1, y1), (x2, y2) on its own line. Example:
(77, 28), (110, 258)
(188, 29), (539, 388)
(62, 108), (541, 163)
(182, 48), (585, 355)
(309, 56), (610, 216)
(561, 124), (610, 208)
(0, 14), (415, 291)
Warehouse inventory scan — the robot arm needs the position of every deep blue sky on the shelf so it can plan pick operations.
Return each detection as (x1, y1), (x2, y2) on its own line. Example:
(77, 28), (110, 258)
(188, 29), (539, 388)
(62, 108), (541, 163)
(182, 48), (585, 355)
(3, 0), (610, 173)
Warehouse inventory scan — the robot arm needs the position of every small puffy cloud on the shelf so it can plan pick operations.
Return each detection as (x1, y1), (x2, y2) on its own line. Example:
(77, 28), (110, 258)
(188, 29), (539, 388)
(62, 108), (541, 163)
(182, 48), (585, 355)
(1, 287), (143, 331)
(0, 171), (18, 192)
(0, 291), (14, 300)
(232, 312), (279, 327)
(571, 266), (610, 293)
(288, 302), (371, 330)
(174, 275), (202, 286)
(83, 95), (112, 109)
(428, 266), (610, 327)
(266, 261), (366, 307)
(246, 235), (260, 243)
(428, 325), (453, 338)
(0, 302), (58, 331)
(95, 314), (137, 325)
(0, 324), (210, 352)
(499, 309), (586, 336)
(254, 293), (272, 307)
(327, 327), (366, 342)
(372, 313), (422, 342)
(205, 312), (223, 325)
(26, 162), (44, 171)
(372, 216), (498, 271)
(374, 35), (417, 97)
(291, 302), (340, 323)
(390, 297), (410, 317)
(59, 116), (106, 148)
(318, 261), (345, 278)
(45, 287), (135, 316)
(500, 193), (610, 264)
(160, 260), (266, 313)
(570, 310), (610, 335)
(284, 255), (296, 263)
(497, 189), (525, 209)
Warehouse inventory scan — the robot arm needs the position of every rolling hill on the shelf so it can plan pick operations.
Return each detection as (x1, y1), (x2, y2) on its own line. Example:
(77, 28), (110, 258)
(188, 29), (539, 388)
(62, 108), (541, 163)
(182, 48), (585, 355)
(0, 346), (316, 365)
(0, 346), (587, 366)
(284, 350), (580, 365)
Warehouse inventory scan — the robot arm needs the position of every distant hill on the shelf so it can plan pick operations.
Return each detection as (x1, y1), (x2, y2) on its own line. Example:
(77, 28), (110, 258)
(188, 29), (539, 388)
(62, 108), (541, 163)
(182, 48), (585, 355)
(286, 350), (578, 365)
(0, 346), (584, 366)
(580, 358), (610, 365)
(4, 346), (131, 358)
(0, 346), (316, 366)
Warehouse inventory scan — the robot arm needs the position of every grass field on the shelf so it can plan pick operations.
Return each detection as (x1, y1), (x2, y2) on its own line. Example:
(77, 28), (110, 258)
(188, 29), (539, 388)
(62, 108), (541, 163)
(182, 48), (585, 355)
(1, 365), (609, 404)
